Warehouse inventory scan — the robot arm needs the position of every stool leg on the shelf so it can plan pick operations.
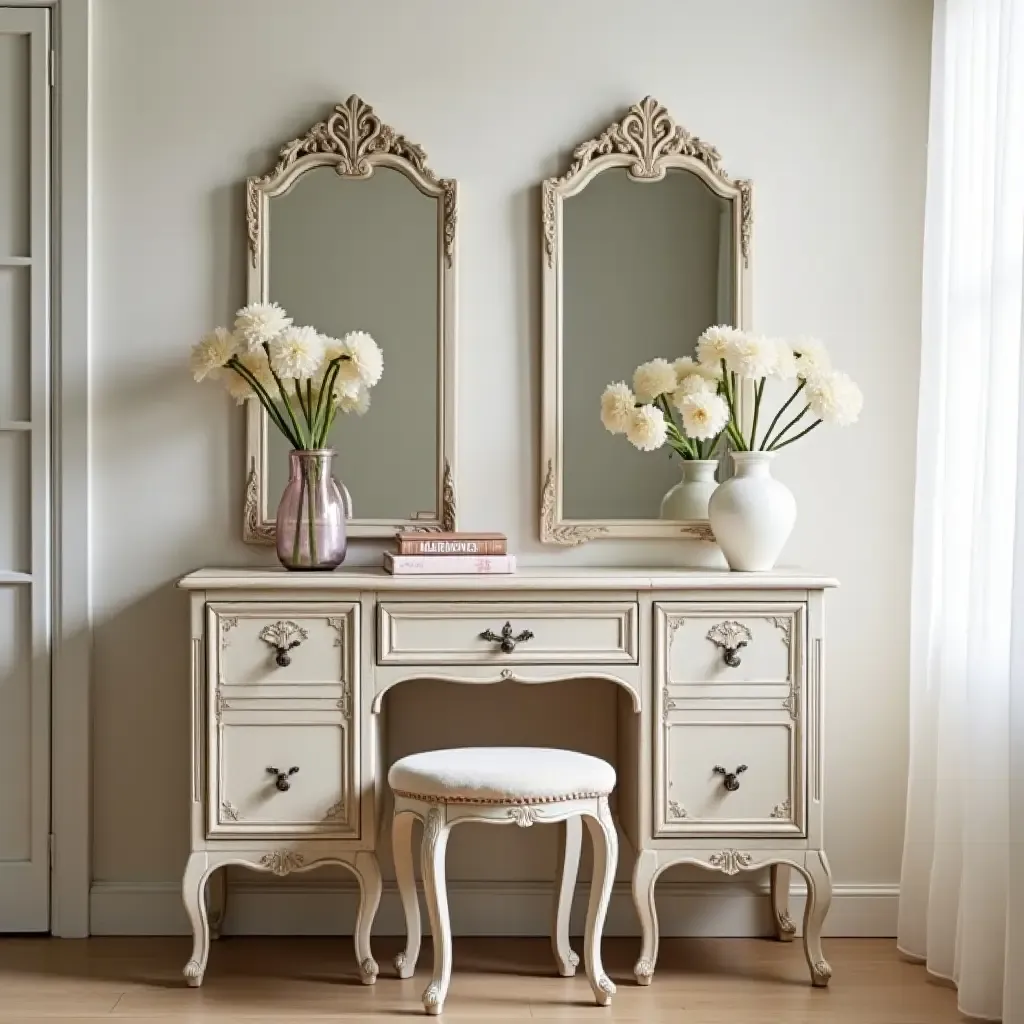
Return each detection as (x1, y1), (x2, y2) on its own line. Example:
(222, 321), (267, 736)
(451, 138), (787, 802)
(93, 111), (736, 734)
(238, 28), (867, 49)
(393, 810), (421, 978)
(551, 815), (582, 976)
(420, 806), (453, 1015)
(582, 797), (617, 1007)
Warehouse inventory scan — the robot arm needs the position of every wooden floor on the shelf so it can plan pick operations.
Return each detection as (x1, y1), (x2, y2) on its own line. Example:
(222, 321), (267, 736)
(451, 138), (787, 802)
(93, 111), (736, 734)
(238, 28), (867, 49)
(0, 936), (964, 1022)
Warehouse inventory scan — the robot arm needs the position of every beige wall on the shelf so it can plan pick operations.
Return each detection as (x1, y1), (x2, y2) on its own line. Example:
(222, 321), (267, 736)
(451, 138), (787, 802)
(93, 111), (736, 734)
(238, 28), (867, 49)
(90, 0), (930, 929)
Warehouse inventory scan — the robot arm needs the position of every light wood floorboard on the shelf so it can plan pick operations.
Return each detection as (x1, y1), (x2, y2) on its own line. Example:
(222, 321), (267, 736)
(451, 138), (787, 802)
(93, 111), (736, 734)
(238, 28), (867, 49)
(0, 936), (964, 1022)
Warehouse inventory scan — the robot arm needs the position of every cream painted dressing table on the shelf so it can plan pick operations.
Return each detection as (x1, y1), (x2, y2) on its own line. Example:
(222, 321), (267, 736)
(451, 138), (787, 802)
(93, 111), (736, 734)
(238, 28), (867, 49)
(178, 566), (836, 989)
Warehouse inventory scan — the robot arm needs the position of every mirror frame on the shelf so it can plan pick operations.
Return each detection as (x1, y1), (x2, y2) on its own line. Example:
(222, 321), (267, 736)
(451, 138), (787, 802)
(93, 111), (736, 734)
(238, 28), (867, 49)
(243, 96), (458, 542)
(540, 96), (753, 545)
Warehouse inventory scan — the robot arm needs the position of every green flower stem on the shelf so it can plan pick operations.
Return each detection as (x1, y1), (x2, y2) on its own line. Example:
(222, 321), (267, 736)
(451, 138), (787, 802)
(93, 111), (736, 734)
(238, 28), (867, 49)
(263, 344), (308, 448)
(658, 396), (698, 459)
(227, 360), (301, 448)
(760, 380), (806, 450)
(767, 405), (810, 450)
(771, 418), (823, 450)
(305, 458), (318, 565)
(312, 359), (341, 444)
(720, 360), (747, 450)
(305, 381), (314, 436)
(291, 461), (304, 565)
(750, 379), (765, 450)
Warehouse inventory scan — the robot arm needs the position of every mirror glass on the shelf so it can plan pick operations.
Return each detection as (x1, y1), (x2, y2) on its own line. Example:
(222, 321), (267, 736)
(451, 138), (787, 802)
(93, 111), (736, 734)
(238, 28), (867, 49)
(265, 165), (439, 521)
(561, 168), (733, 520)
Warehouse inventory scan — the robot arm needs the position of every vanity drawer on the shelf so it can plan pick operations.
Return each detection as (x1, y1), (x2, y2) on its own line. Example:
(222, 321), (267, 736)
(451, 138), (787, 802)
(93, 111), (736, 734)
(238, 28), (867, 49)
(377, 601), (638, 665)
(210, 602), (357, 689)
(655, 705), (804, 838)
(209, 705), (358, 839)
(657, 602), (802, 697)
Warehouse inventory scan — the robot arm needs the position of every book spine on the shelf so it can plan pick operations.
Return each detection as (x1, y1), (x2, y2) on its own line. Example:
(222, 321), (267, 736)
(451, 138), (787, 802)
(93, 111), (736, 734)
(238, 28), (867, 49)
(396, 537), (507, 556)
(384, 554), (517, 575)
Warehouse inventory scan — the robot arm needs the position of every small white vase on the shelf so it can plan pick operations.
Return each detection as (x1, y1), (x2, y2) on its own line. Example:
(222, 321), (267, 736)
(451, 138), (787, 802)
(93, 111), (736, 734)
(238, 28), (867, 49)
(708, 451), (796, 572)
(660, 460), (719, 520)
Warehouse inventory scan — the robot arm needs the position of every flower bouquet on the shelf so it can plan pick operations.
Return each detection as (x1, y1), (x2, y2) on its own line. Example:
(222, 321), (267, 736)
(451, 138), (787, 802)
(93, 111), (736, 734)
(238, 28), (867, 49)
(190, 301), (383, 570)
(600, 355), (731, 520)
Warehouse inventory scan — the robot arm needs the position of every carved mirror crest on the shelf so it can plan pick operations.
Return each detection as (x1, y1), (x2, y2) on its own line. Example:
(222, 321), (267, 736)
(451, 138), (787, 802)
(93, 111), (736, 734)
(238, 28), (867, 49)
(244, 96), (458, 542)
(540, 97), (753, 545)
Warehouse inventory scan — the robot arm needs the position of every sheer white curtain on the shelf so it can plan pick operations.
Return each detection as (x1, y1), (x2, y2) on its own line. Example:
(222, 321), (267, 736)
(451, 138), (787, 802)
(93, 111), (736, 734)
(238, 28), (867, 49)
(898, 1), (1024, 1020)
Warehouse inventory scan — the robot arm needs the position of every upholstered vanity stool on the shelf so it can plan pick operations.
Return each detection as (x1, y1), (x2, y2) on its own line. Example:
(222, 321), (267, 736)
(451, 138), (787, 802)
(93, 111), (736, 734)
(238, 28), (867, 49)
(388, 747), (619, 1015)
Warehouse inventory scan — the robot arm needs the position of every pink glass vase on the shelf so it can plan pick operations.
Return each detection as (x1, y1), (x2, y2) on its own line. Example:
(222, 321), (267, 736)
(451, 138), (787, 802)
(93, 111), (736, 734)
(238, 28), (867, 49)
(275, 450), (350, 571)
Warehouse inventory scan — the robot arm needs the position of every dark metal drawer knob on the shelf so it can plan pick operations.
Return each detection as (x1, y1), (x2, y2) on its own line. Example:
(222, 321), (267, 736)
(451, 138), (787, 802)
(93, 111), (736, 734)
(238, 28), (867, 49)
(267, 766), (299, 792)
(480, 621), (534, 654)
(713, 764), (747, 792)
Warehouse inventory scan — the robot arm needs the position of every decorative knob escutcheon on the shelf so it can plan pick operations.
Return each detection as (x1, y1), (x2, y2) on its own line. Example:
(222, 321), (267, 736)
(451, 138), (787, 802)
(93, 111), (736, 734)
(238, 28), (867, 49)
(706, 620), (753, 668)
(713, 764), (747, 792)
(480, 621), (535, 654)
(258, 621), (309, 667)
(267, 766), (300, 791)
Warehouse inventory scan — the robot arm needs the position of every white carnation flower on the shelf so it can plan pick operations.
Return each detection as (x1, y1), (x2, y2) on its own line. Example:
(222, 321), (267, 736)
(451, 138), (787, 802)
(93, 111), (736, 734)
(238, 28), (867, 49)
(673, 355), (722, 382)
(696, 325), (742, 370)
(268, 325), (325, 380)
(336, 379), (371, 416)
(625, 404), (668, 451)
(332, 330), (383, 388)
(793, 337), (832, 380)
(773, 339), (798, 380)
(805, 370), (863, 425)
(233, 301), (292, 351)
(670, 373), (716, 412)
(600, 381), (636, 434)
(223, 370), (254, 404)
(725, 332), (779, 379)
(632, 358), (677, 403)
(679, 391), (730, 440)
(189, 327), (237, 382)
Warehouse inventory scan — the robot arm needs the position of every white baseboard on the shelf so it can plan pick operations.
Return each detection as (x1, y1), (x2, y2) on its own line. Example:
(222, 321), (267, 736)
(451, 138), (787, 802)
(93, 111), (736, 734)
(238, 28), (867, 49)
(90, 880), (898, 938)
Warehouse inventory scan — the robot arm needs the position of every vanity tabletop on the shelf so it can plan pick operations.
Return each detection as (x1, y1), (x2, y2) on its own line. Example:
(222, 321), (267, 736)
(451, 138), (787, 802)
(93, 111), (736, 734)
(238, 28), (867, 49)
(179, 566), (838, 591)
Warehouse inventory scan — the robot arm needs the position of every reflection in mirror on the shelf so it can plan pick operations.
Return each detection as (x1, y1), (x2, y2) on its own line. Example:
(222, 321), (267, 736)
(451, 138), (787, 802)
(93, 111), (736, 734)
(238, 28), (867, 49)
(243, 96), (458, 542)
(562, 168), (733, 520)
(540, 96), (751, 544)
(266, 166), (438, 521)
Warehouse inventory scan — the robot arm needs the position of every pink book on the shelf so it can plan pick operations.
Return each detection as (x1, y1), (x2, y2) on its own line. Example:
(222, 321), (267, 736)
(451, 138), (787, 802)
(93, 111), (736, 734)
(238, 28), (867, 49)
(383, 553), (517, 575)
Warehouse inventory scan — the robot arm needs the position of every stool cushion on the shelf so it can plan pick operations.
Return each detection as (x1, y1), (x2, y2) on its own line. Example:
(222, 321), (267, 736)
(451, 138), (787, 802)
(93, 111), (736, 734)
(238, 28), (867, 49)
(388, 747), (616, 804)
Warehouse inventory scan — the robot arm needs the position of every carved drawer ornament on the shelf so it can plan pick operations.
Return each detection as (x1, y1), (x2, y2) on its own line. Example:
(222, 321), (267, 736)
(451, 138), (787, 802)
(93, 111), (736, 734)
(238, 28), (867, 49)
(322, 799), (345, 822)
(221, 800), (241, 821)
(770, 799), (791, 820)
(661, 686), (677, 725)
(769, 616), (792, 646)
(326, 617), (344, 648)
(219, 617), (239, 649)
(337, 685), (352, 719)
(708, 849), (753, 876)
(259, 850), (305, 876)
(667, 800), (688, 820)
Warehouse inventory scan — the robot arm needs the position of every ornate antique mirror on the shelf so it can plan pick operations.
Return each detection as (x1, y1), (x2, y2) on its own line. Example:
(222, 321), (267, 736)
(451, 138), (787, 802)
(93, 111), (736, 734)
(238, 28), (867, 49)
(244, 96), (457, 542)
(540, 97), (752, 544)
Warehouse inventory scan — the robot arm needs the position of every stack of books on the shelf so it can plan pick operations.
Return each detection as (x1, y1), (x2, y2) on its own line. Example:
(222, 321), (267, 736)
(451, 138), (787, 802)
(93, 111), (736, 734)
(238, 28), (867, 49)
(383, 532), (515, 575)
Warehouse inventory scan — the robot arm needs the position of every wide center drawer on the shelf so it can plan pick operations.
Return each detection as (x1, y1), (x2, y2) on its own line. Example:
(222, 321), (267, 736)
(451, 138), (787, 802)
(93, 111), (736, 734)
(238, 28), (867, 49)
(377, 601), (639, 665)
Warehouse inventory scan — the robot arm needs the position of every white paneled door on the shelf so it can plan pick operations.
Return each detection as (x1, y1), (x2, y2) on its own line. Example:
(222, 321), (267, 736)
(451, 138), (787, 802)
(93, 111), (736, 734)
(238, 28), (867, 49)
(0, 6), (50, 932)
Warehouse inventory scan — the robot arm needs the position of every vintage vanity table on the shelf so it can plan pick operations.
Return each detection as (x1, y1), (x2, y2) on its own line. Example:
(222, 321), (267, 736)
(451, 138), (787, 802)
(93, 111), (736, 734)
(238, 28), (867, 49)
(179, 97), (836, 995)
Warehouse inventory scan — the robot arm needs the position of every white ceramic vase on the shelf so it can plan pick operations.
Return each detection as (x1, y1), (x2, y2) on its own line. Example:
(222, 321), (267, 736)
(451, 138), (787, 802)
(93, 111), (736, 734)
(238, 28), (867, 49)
(660, 460), (719, 520)
(708, 451), (796, 572)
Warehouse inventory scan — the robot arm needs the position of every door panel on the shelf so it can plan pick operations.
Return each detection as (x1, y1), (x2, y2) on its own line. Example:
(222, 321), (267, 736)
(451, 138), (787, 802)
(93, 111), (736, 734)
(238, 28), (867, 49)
(0, 6), (49, 932)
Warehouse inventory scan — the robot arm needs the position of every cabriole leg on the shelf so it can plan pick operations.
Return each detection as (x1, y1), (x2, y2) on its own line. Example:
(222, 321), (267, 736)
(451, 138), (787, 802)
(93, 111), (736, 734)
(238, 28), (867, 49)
(393, 811), (421, 979)
(551, 814), (582, 977)
(632, 849), (659, 985)
(420, 807), (452, 1015)
(207, 867), (227, 940)
(801, 850), (834, 987)
(181, 852), (212, 987)
(354, 851), (382, 985)
(582, 798), (618, 1007)
(770, 863), (796, 942)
